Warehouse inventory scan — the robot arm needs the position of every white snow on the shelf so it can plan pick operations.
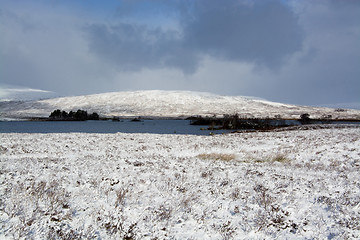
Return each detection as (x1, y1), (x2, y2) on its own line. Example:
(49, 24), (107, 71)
(0, 87), (56, 102)
(1, 127), (359, 239)
(1, 90), (360, 119)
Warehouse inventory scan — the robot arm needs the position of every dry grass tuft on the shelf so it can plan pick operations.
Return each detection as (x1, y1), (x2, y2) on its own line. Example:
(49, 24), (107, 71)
(197, 153), (236, 161)
(271, 154), (289, 163)
(248, 153), (289, 163)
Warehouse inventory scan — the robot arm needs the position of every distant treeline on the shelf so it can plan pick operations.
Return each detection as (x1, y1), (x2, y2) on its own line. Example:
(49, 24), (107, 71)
(189, 114), (290, 130)
(49, 109), (99, 121)
(188, 113), (344, 130)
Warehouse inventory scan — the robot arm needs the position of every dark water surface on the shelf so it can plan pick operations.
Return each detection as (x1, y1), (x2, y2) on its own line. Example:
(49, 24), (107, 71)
(0, 120), (232, 135)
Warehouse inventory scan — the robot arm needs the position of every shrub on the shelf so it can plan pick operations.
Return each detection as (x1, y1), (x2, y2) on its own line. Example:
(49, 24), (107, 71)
(300, 113), (310, 122)
(88, 112), (100, 120)
(49, 109), (62, 119)
(74, 109), (88, 121)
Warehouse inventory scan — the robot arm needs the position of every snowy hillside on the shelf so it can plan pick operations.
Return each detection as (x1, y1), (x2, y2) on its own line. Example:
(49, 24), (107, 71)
(1, 90), (360, 119)
(1, 128), (359, 239)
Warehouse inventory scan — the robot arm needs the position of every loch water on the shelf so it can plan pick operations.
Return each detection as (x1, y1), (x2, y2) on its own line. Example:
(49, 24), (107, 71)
(0, 120), (232, 135)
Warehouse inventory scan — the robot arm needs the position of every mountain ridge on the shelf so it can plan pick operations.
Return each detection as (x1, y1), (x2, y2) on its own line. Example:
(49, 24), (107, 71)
(1, 90), (359, 120)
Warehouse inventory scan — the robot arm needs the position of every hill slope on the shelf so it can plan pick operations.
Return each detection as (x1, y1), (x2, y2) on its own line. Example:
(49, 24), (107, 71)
(1, 90), (359, 119)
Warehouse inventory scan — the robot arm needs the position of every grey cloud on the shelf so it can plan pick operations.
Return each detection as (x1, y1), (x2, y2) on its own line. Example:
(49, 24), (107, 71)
(2, 0), (358, 108)
(84, 0), (304, 73)
(0, 6), (118, 96)
(182, 0), (304, 67)
(85, 23), (199, 73)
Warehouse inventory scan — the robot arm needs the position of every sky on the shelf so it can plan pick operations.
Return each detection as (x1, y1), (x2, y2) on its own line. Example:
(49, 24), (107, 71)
(0, 0), (359, 108)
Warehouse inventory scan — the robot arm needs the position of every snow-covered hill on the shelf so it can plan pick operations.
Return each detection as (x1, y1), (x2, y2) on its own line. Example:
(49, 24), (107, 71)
(1, 90), (359, 120)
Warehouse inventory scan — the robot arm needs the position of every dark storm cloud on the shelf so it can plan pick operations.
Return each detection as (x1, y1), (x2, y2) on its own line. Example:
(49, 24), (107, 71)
(84, 0), (304, 73)
(182, 0), (303, 67)
(85, 23), (199, 73)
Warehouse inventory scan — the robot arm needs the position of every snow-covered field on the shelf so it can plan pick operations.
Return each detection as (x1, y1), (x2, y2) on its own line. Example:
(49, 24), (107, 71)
(1, 127), (360, 239)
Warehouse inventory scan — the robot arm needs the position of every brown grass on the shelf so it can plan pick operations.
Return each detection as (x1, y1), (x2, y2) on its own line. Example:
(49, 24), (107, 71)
(197, 153), (236, 161)
(271, 154), (289, 163)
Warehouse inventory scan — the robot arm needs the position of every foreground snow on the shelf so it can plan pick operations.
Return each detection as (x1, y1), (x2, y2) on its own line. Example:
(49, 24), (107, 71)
(1, 128), (360, 239)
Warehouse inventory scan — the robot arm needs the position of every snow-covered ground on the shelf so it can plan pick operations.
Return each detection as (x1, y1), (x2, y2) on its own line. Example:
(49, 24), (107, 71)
(1, 90), (360, 120)
(1, 127), (359, 239)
